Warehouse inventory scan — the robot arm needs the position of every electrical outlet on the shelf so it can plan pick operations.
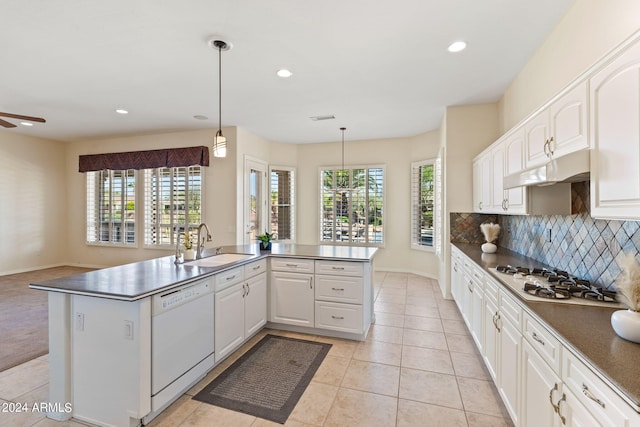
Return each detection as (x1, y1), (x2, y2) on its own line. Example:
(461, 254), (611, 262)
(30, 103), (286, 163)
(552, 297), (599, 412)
(547, 228), (552, 242)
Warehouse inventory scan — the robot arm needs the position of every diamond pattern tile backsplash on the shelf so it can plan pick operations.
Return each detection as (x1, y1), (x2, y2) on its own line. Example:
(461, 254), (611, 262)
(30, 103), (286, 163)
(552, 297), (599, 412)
(451, 182), (640, 290)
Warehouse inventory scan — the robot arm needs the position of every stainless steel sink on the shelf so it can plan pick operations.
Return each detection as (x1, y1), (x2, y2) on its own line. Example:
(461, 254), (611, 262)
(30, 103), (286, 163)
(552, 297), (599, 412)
(186, 253), (253, 267)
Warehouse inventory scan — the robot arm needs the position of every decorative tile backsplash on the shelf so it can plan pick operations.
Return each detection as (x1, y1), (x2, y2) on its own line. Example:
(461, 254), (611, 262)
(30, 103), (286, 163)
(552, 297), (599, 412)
(451, 182), (640, 289)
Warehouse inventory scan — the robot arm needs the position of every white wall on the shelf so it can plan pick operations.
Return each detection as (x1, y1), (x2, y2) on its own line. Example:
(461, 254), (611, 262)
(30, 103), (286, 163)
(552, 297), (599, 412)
(296, 131), (441, 278)
(0, 133), (68, 274)
(500, 0), (640, 133)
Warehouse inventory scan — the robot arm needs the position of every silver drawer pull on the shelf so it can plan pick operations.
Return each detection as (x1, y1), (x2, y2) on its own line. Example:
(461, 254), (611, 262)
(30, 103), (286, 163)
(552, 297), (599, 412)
(331, 266), (345, 270)
(226, 275), (236, 281)
(532, 332), (545, 346)
(468, 283), (473, 293)
(582, 384), (605, 408)
(285, 263), (298, 267)
(331, 315), (344, 320)
(252, 265), (261, 270)
(331, 287), (345, 291)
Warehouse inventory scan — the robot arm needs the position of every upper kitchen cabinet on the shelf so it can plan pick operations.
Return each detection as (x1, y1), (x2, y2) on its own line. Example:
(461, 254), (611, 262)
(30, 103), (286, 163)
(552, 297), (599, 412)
(473, 151), (493, 213)
(524, 82), (589, 168)
(590, 39), (640, 220)
(503, 130), (527, 214)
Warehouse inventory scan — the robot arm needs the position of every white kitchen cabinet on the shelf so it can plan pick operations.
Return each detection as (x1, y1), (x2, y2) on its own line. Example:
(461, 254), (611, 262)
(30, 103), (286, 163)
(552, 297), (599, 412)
(214, 282), (245, 363)
(525, 82), (588, 168)
(491, 142), (506, 212)
(521, 339), (563, 427)
(503, 129), (527, 214)
(215, 261), (267, 363)
(590, 39), (640, 220)
(450, 246), (464, 306)
(497, 291), (521, 425)
(472, 160), (482, 213)
(470, 273), (484, 352)
(473, 152), (493, 213)
(270, 270), (314, 327)
(482, 281), (499, 382)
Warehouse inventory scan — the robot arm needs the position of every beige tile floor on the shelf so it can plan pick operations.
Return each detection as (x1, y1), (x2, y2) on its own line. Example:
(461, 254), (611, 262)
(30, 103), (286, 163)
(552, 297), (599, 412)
(0, 272), (513, 427)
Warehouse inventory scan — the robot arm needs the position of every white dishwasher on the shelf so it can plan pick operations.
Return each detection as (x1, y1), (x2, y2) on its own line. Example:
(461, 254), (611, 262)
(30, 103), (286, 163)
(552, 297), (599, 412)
(150, 277), (215, 413)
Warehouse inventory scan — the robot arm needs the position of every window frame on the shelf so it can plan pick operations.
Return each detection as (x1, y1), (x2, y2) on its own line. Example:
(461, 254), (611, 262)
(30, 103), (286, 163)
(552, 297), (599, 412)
(85, 169), (137, 247)
(411, 158), (437, 252)
(318, 164), (385, 247)
(269, 165), (296, 242)
(143, 165), (205, 249)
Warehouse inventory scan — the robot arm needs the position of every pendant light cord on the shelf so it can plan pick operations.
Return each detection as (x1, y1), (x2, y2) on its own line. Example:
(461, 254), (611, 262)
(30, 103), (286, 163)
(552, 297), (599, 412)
(218, 43), (222, 136)
(340, 127), (346, 188)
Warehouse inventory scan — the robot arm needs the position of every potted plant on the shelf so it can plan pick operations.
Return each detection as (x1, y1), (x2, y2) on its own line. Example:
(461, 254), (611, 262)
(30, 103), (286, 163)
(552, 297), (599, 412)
(183, 232), (196, 260)
(257, 231), (273, 251)
(611, 253), (640, 343)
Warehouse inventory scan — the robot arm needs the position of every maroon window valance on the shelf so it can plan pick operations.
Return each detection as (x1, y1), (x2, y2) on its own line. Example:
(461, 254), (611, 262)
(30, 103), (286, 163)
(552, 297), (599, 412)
(78, 146), (209, 172)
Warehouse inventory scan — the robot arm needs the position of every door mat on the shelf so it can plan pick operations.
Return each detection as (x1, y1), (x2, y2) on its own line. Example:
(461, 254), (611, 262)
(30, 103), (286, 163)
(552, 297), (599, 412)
(193, 334), (332, 424)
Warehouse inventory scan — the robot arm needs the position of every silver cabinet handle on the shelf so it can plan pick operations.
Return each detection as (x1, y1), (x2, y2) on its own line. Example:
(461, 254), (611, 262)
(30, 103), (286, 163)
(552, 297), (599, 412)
(453, 265), (458, 273)
(582, 383), (605, 408)
(549, 383), (560, 414)
(331, 266), (345, 270)
(543, 139), (551, 157)
(478, 201), (483, 210)
(556, 393), (567, 425)
(467, 282), (473, 293)
(331, 287), (345, 291)
(532, 332), (545, 346)
(492, 311), (501, 332)
(331, 315), (344, 320)
(252, 265), (261, 271)
(309, 277), (313, 289)
(285, 263), (298, 267)
(246, 283), (250, 296)
(242, 283), (247, 297)
(548, 136), (555, 156)
(226, 275), (236, 281)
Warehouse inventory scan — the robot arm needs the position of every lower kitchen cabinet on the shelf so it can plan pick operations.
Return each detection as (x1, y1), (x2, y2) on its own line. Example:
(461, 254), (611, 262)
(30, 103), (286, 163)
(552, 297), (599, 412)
(521, 339), (561, 426)
(214, 281), (245, 363)
(497, 303), (521, 424)
(270, 270), (314, 327)
(244, 273), (267, 337)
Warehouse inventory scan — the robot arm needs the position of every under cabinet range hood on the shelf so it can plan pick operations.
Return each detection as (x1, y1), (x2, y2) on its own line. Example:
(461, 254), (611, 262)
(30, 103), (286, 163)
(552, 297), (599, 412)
(504, 149), (590, 189)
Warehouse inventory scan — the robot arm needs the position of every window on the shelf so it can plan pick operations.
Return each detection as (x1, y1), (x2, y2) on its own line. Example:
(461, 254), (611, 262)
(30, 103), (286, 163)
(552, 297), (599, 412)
(411, 159), (437, 251)
(86, 169), (136, 245)
(320, 166), (384, 245)
(270, 167), (295, 241)
(144, 166), (203, 247)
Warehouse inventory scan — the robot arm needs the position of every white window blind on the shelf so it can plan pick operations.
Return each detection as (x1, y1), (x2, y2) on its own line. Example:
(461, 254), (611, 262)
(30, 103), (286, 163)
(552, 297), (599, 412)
(320, 166), (384, 245)
(144, 166), (203, 247)
(86, 170), (136, 245)
(411, 159), (436, 251)
(270, 167), (295, 241)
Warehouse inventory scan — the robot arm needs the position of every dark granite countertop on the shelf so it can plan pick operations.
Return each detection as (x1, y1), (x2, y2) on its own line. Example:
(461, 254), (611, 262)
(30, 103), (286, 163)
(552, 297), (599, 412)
(452, 242), (640, 412)
(29, 243), (377, 301)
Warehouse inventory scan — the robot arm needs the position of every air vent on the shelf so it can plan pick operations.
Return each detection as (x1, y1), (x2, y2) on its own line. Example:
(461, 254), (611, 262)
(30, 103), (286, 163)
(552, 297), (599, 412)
(310, 115), (336, 121)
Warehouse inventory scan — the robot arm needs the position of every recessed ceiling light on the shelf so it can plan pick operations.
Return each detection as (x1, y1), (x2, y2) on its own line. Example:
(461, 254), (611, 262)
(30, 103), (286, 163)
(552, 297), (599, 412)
(448, 41), (467, 53)
(277, 69), (293, 78)
(20, 122), (33, 127)
(115, 109), (129, 114)
(193, 115), (209, 120)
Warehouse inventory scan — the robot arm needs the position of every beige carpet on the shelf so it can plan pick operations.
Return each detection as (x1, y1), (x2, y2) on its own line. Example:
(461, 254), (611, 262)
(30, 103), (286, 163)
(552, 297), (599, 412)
(0, 266), (93, 372)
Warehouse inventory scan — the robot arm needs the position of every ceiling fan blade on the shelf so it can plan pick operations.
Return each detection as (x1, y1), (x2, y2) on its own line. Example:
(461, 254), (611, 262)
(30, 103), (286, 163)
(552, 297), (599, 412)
(0, 118), (17, 128)
(0, 112), (46, 123)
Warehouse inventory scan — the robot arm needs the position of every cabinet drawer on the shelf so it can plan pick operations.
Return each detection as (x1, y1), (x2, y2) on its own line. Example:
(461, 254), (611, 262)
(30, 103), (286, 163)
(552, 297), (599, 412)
(315, 260), (363, 277)
(215, 266), (244, 291)
(484, 276), (499, 304)
(563, 350), (637, 426)
(315, 275), (363, 304)
(499, 289), (522, 328)
(270, 257), (315, 273)
(523, 312), (561, 374)
(244, 259), (267, 279)
(315, 301), (363, 334)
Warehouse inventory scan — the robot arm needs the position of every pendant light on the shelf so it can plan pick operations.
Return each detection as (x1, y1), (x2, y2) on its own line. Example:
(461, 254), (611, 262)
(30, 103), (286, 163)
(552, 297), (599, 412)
(210, 38), (231, 158)
(338, 127), (349, 190)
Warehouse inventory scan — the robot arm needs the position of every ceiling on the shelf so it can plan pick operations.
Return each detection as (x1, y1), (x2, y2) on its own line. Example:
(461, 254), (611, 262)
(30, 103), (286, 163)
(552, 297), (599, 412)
(1, 0), (573, 144)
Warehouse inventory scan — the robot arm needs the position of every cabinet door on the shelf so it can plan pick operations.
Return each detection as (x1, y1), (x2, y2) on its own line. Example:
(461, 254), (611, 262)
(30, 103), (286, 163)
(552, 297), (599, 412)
(450, 251), (463, 306)
(562, 388), (602, 427)
(483, 297), (499, 382)
(472, 159), (482, 213)
(504, 130), (527, 214)
(470, 283), (484, 352)
(521, 340), (561, 427)
(491, 143), (506, 212)
(461, 271), (473, 327)
(498, 317), (521, 425)
(524, 110), (550, 168)
(550, 82), (588, 157)
(244, 273), (267, 337)
(215, 283), (245, 363)
(480, 153), (492, 212)
(590, 41), (640, 219)
(270, 271), (314, 327)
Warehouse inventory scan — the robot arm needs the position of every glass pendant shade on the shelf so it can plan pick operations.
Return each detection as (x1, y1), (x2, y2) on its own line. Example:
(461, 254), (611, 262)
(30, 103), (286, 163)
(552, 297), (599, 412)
(214, 130), (227, 158)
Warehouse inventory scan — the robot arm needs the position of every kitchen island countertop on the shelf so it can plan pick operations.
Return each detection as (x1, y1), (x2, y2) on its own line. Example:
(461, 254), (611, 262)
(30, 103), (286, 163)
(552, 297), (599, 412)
(453, 242), (640, 412)
(29, 243), (378, 301)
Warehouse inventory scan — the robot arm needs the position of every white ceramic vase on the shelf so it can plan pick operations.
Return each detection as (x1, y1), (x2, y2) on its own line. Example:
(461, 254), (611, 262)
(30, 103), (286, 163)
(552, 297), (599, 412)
(611, 309), (640, 343)
(481, 242), (497, 254)
(183, 249), (196, 261)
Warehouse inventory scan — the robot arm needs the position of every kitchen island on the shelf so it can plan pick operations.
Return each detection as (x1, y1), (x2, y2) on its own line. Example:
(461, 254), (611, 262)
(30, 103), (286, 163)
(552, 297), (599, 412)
(30, 243), (377, 427)
(452, 242), (640, 426)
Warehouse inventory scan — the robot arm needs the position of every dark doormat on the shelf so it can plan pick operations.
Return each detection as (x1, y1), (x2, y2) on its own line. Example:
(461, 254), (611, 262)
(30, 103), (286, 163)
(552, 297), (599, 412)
(193, 334), (332, 424)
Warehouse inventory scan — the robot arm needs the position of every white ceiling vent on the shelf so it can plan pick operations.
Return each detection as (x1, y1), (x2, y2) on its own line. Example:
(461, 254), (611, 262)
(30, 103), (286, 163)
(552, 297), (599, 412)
(310, 115), (336, 121)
